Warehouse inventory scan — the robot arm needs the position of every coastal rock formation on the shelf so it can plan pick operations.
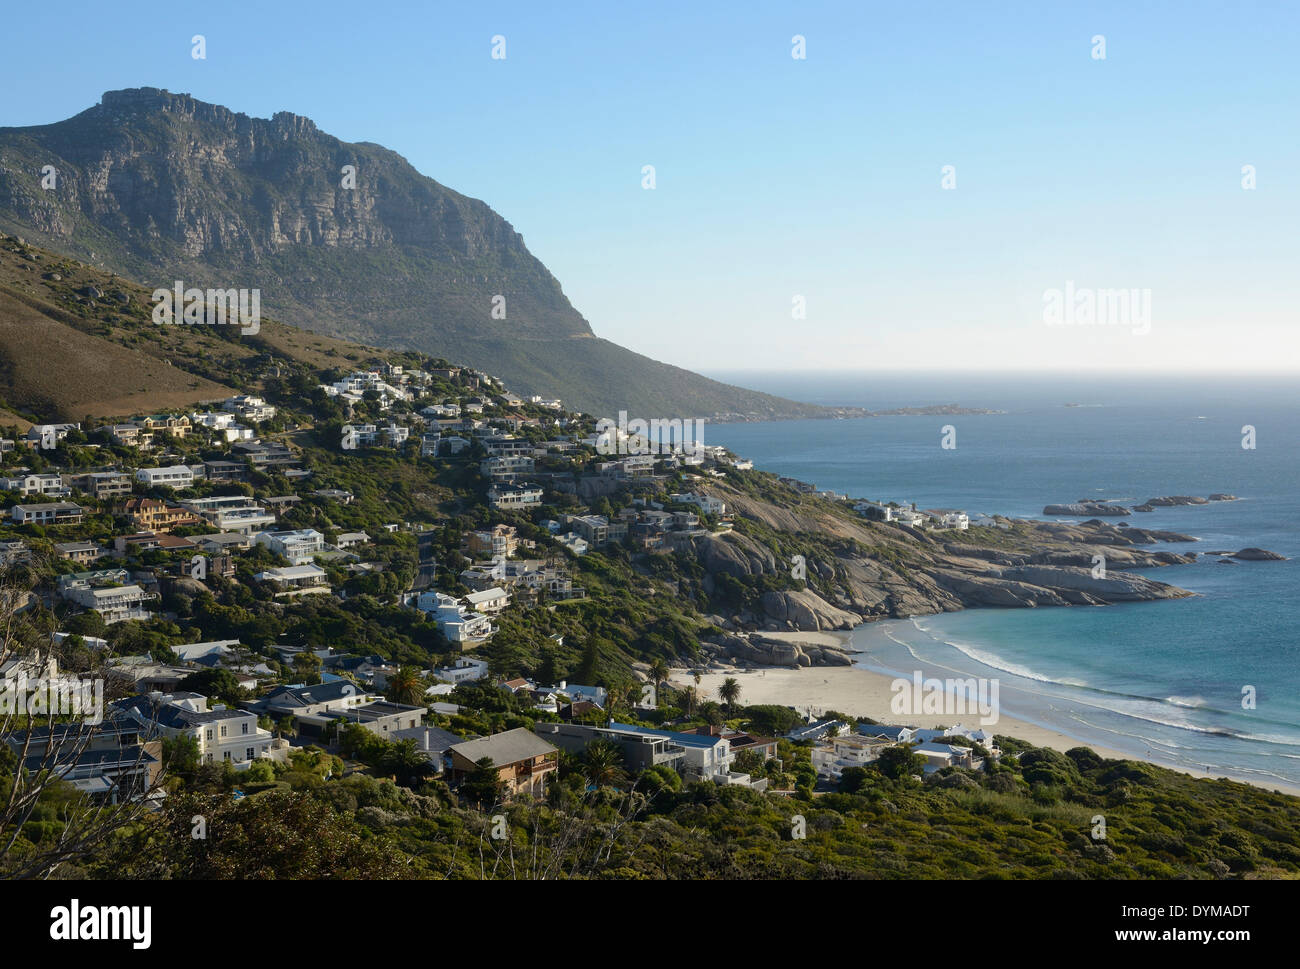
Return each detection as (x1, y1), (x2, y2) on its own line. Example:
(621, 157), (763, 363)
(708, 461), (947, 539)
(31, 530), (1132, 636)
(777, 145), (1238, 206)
(1231, 548), (1286, 561)
(996, 565), (1192, 603)
(693, 532), (778, 578)
(1043, 503), (1131, 516)
(1208, 494), (1237, 502)
(1133, 495), (1209, 512)
(704, 633), (855, 668)
(759, 588), (861, 631)
(688, 484), (1197, 633)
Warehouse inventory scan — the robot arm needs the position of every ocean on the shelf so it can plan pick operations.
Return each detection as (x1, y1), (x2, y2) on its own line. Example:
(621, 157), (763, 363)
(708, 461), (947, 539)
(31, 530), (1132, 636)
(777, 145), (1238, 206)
(701, 371), (1300, 790)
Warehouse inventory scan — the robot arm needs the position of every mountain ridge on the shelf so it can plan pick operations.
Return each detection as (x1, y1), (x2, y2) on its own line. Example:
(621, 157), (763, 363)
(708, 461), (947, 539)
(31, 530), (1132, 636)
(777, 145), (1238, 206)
(0, 88), (847, 420)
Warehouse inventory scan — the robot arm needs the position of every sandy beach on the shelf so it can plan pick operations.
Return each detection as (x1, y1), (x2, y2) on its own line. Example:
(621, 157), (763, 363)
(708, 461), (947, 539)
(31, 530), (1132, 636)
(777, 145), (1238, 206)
(674, 631), (1300, 796)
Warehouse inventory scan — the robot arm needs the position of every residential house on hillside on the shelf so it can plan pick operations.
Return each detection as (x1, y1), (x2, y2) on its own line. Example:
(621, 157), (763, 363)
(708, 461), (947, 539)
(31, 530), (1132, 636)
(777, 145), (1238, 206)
(411, 591), (495, 644)
(69, 471), (133, 499)
(535, 721), (766, 789)
(488, 483), (543, 510)
(255, 528), (325, 565)
(136, 414), (192, 439)
(254, 564), (330, 597)
(431, 657), (490, 685)
(58, 570), (155, 624)
(109, 424), (153, 448)
(135, 464), (197, 489)
(222, 395), (277, 422)
(123, 497), (202, 533)
(182, 495), (276, 536)
(444, 728), (558, 799)
(2, 472), (68, 497)
(54, 541), (107, 566)
(465, 524), (518, 559)
(10, 502), (85, 526)
(115, 692), (284, 769)
(5, 721), (162, 804)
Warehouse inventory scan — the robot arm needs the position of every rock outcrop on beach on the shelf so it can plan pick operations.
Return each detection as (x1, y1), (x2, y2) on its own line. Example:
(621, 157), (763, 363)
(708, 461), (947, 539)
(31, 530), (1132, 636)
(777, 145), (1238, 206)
(758, 588), (861, 631)
(703, 633), (855, 669)
(1231, 548), (1286, 561)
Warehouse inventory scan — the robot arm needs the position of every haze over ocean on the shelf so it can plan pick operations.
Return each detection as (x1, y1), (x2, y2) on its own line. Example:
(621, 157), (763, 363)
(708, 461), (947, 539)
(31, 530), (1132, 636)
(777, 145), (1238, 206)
(703, 371), (1300, 788)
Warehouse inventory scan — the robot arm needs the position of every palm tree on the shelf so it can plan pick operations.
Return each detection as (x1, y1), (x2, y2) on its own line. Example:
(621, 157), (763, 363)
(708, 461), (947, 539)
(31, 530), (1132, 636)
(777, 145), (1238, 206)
(386, 665), (425, 705)
(582, 739), (628, 789)
(681, 685), (699, 716)
(719, 677), (741, 714)
(382, 738), (434, 787)
(648, 658), (670, 691)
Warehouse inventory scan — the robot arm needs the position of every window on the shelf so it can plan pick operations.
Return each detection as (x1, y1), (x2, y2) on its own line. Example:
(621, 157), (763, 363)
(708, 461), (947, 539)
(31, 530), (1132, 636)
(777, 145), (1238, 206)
(206, 729), (213, 741)
(223, 751), (231, 761)
(246, 747), (255, 760)
(220, 725), (227, 738)
(242, 722), (249, 735)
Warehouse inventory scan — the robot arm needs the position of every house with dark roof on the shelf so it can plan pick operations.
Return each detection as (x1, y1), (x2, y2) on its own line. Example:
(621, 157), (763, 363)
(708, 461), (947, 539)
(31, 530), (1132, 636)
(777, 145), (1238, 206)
(5, 720), (161, 804)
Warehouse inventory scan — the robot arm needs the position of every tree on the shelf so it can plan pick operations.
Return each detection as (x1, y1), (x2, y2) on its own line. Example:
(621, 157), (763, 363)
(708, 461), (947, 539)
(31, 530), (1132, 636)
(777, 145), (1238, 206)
(582, 739), (628, 789)
(292, 651), (322, 684)
(2, 569), (163, 878)
(381, 739), (434, 787)
(104, 791), (410, 879)
(718, 677), (741, 713)
(681, 685), (699, 716)
(385, 666), (425, 706)
(874, 744), (925, 781)
(647, 658), (670, 693)
(459, 757), (505, 809)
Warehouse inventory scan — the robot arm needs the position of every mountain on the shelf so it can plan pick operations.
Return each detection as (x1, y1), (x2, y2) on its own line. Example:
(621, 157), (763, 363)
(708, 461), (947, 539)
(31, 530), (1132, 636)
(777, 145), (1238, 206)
(0, 88), (842, 421)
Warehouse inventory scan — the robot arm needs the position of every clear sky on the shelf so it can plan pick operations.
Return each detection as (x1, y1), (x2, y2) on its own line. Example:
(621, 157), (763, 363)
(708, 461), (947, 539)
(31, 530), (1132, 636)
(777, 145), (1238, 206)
(3, 1), (1297, 373)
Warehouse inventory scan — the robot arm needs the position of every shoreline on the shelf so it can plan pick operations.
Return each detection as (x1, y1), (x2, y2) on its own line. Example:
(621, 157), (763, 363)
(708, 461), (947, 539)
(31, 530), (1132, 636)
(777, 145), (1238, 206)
(677, 632), (1300, 798)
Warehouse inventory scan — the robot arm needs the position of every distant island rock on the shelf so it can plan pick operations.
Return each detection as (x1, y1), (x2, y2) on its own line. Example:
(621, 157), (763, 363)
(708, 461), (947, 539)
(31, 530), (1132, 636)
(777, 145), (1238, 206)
(1044, 502), (1130, 516)
(1208, 494), (1238, 501)
(1231, 548), (1286, 561)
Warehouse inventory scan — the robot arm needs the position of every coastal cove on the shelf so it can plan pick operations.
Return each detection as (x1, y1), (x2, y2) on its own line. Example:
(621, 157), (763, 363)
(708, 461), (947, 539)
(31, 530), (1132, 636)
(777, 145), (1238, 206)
(702, 372), (1300, 792)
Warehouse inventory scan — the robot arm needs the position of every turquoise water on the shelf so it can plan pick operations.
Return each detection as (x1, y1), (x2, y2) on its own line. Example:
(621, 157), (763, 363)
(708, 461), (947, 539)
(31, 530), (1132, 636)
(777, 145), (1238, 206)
(703, 372), (1300, 789)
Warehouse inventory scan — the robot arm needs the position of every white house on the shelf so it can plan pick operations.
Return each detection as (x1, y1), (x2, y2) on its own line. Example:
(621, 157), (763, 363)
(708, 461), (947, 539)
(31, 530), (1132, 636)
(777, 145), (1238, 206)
(464, 586), (510, 614)
(669, 492), (726, 516)
(488, 484), (544, 510)
(414, 591), (496, 643)
(10, 502), (85, 526)
(254, 564), (330, 597)
(116, 692), (282, 770)
(1, 473), (67, 496)
(136, 465), (196, 489)
(255, 528), (326, 565)
(431, 657), (491, 685)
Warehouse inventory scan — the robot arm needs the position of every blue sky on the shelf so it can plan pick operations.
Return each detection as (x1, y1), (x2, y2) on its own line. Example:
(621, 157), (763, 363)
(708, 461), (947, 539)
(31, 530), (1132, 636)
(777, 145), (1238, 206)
(3, 0), (1297, 372)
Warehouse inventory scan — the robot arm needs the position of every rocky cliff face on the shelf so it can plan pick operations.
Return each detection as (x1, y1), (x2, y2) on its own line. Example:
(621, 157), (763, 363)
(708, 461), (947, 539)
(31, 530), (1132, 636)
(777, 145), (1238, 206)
(689, 483), (1197, 643)
(0, 89), (829, 419)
